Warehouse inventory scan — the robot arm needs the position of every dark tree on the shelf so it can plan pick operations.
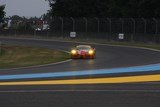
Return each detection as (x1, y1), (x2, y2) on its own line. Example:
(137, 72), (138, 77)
(49, 0), (109, 17)
(47, 0), (160, 18)
(0, 5), (5, 22)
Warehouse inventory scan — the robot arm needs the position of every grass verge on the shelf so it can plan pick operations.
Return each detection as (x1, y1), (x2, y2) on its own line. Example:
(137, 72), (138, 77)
(0, 49), (5, 56)
(49, 37), (160, 51)
(0, 45), (70, 69)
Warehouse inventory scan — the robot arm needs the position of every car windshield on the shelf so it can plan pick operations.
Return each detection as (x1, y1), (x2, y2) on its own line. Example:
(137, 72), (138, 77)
(76, 46), (91, 50)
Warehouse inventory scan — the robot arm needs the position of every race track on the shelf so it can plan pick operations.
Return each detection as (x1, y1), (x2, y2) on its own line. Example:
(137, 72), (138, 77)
(0, 38), (160, 107)
(0, 38), (160, 75)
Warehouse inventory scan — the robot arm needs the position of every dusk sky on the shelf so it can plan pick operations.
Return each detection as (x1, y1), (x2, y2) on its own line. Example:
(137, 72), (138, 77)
(0, 0), (50, 17)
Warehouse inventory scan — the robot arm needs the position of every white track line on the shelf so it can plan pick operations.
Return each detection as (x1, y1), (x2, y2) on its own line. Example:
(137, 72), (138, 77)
(0, 59), (72, 71)
(0, 89), (159, 93)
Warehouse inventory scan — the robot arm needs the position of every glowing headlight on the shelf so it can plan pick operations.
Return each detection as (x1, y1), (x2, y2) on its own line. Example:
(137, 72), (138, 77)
(71, 50), (77, 54)
(88, 50), (94, 55)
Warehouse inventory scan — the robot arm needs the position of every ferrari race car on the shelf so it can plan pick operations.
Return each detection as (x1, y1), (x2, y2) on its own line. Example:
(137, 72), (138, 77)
(70, 45), (96, 59)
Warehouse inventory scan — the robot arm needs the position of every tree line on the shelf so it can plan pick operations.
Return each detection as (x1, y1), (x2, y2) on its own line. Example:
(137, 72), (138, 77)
(48, 0), (160, 18)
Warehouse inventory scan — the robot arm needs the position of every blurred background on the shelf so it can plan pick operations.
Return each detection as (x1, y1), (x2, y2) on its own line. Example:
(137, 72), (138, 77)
(0, 0), (160, 43)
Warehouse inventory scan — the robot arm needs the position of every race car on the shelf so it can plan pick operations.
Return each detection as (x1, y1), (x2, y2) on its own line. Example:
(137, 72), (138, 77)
(70, 45), (96, 59)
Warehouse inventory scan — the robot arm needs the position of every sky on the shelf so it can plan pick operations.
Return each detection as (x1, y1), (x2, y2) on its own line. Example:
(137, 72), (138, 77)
(0, 0), (50, 17)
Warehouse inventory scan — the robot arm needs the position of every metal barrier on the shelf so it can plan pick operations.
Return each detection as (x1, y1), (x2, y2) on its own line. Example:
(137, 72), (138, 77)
(0, 17), (160, 43)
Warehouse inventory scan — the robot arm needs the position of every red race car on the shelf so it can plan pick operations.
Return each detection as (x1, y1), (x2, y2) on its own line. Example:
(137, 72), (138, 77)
(70, 45), (96, 59)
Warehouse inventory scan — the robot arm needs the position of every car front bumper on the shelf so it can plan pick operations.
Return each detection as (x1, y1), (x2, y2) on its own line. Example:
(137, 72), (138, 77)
(71, 54), (95, 59)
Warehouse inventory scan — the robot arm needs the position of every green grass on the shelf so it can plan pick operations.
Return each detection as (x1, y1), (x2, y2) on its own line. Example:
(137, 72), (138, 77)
(0, 45), (69, 69)
(0, 48), (5, 56)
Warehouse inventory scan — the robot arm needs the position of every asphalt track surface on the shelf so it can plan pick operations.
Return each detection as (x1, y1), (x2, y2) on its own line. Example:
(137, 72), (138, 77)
(0, 38), (160, 107)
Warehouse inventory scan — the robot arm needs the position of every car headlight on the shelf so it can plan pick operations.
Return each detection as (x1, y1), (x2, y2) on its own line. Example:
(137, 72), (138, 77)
(71, 50), (77, 54)
(88, 50), (94, 55)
